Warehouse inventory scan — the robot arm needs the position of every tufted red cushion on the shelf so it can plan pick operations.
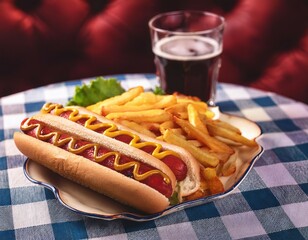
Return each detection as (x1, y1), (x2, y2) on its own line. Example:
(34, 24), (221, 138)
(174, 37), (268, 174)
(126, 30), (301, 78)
(0, 0), (307, 103)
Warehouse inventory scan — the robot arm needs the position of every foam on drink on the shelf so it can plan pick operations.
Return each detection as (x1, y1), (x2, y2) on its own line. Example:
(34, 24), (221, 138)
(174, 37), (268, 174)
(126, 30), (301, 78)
(153, 35), (221, 61)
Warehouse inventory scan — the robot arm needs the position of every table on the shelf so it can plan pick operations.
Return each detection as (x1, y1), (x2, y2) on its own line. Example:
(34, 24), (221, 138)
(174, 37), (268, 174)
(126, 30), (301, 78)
(1, 74), (307, 240)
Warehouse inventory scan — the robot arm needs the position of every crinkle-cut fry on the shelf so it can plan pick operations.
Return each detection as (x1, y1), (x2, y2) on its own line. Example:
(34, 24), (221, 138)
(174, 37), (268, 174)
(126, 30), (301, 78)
(187, 104), (209, 134)
(87, 86), (144, 114)
(102, 95), (177, 114)
(163, 129), (219, 167)
(106, 109), (172, 123)
(206, 122), (257, 147)
(174, 117), (234, 155)
(115, 119), (157, 138)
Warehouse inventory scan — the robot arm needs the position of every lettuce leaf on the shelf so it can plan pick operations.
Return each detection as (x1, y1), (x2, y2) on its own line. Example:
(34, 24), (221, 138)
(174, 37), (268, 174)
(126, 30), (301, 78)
(67, 77), (125, 107)
(153, 86), (165, 95)
(169, 191), (180, 205)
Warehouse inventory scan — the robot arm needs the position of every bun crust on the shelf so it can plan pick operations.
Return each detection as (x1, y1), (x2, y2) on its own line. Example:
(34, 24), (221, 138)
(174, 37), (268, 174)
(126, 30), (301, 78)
(14, 132), (170, 214)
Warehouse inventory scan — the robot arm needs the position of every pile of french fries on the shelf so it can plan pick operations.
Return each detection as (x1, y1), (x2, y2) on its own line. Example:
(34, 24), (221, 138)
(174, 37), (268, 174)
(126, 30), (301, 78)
(87, 86), (258, 200)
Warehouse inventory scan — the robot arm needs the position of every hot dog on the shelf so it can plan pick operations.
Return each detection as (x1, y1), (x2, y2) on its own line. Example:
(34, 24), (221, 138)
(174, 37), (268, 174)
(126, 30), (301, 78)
(40, 103), (200, 197)
(14, 105), (200, 213)
(14, 114), (177, 213)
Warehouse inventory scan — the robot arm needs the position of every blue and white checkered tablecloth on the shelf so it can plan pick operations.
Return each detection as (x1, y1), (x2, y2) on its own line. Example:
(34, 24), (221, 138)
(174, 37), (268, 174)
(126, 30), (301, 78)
(0, 74), (307, 240)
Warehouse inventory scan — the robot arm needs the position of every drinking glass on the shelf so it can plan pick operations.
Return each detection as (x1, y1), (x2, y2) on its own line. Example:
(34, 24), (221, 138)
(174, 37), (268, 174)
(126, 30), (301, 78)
(149, 11), (225, 106)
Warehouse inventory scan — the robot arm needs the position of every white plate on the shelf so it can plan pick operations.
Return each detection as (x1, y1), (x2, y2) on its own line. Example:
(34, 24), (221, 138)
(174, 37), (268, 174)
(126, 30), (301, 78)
(23, 107), (264, 221)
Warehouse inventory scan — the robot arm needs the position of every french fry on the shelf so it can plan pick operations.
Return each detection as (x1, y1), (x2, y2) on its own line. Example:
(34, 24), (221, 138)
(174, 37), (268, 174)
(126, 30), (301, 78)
(106, 109), (172, 123)
(199, 178), (209, 191)
(187, 140), (203, 147)
(159, 120), (175, 134)
(187, 104), (209, 135)
(163, 129), (219, 167)
(215, 163), (223, 177)
(102, 95), (177, 114)
(202, 167), (217, 180)
(124, 92), (158, 106)
(189, 102), (208, 111)
(208, 177), (224, 194)
(202, 168), (224, 194)
(191, 103), (215, 119)
(84, 85), (261, 200)
(165, 102), (190, 120)
(221, 152), (237, 176)
(156, 135), (164, 141)
(174, 112), (188, 120)
(175, 96), (202, 104)
(87, 86), (144, 114)
(204, 118), (241, 134)
(165, 102), (188, 113)
(184, 190), (205, 201)
(140, 122), (161, 136)
(115, 119), (157, 138)
(198, 146), (231, 163)
(174, 117), (234, 155)
(206, 122), (257, 147)
(222, 161), (237, 176)
(212, 151), (232, 163)
(199, 111), (215, 120)
(175, 98), (214, 119)
(170, 128), (186, 137)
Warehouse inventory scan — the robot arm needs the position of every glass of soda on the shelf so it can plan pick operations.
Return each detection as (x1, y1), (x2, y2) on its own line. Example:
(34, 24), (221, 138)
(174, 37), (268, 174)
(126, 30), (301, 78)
(149, 11), (225, 106)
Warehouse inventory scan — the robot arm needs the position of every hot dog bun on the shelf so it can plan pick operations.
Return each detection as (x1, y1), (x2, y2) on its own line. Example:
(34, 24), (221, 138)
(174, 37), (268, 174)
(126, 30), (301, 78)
(41, 103), (201, 197)
(74, 106), (200, 197)
(14, 114), (178, 214)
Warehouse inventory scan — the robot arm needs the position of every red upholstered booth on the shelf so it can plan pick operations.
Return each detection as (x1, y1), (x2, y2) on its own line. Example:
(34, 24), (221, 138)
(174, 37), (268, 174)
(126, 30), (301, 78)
(0, 0), (307, 103)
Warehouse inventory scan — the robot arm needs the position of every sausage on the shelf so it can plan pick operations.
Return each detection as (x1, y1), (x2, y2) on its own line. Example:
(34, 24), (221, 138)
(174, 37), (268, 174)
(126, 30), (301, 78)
(41, 103), (188, 181)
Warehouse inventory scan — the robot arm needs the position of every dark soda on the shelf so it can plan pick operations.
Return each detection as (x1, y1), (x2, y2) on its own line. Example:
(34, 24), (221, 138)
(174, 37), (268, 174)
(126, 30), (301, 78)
(153, 35), (221, 104)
